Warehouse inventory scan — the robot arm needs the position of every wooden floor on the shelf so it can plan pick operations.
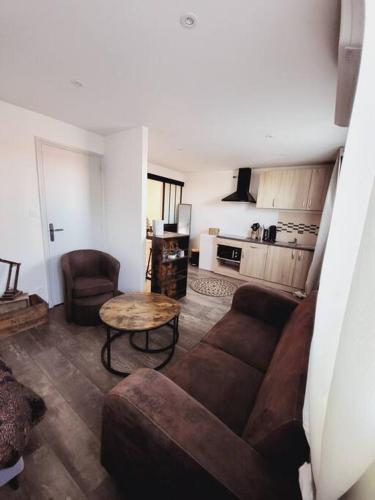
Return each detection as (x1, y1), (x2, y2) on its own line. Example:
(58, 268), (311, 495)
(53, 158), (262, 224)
(0, 267), (246, 500)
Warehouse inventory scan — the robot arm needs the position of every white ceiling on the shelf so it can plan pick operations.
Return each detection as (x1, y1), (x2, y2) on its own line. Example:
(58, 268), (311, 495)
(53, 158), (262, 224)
(0, 0), (347, 171)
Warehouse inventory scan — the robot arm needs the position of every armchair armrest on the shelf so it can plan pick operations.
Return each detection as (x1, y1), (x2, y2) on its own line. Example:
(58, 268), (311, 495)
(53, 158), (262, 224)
(101, 252), (120, 291)
(101, 369), (277, 500)
(61, 254), (74, 321)
(232, 284), (299, 329)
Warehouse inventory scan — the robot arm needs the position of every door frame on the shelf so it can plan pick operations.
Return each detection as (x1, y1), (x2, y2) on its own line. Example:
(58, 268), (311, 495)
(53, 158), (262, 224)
(35, 138), (105, 307)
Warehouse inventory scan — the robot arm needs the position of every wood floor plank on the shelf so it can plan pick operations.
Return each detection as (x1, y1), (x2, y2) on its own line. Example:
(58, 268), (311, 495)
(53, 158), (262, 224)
(22, 445), (86, 500)
(30, 346), (105, 436)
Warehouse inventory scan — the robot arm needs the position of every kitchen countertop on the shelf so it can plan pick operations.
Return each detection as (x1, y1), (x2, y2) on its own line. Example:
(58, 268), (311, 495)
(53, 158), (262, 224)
(216, 233), (315, 252)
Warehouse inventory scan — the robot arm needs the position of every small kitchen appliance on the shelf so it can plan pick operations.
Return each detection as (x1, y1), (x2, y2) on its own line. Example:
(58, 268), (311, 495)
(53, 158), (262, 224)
(250, 223), (261, 240)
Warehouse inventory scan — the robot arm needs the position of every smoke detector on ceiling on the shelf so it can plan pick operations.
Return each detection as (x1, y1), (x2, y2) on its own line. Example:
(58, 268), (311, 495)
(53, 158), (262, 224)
(70, 79), (84, 88)
(180, 13), (197, 29)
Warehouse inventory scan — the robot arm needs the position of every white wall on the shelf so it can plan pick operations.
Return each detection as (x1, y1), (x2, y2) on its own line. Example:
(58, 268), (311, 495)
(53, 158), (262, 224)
(104, 127), (148, 292)
(304, 1), (375, 497)
(183, 169), (278, 247)
(148, 162), (186, 183)
(0, 100), (104, 301)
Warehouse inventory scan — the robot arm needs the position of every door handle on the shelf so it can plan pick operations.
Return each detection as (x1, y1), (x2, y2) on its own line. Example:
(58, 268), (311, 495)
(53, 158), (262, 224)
(49, 223), (64, 242)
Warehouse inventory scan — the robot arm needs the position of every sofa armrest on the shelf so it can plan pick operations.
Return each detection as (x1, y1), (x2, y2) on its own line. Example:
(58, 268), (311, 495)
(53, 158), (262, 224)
(101, 368), (278, 500)
(232, 284), (299, 329)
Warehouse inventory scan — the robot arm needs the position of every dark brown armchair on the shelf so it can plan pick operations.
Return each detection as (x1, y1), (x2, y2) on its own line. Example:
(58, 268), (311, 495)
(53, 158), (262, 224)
(61, 249), (120, 325)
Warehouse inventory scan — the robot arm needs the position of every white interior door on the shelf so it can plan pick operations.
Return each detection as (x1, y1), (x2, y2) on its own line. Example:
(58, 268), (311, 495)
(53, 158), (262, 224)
(41, 143), (104, 306)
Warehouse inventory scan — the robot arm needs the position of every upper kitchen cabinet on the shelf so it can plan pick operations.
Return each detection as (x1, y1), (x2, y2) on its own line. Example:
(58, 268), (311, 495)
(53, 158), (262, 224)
(256, 165), (332, 211)
(307, 167), (332, 211)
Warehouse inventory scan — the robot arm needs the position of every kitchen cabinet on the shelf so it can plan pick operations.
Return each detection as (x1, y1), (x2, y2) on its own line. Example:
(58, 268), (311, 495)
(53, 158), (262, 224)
(213, 236), (314, 292)
(292, 249), (313, 289)
(264, 246), (313, 289)
(307, 168), (331, 211)
(256, 166), (331, 211)
(277, 169), (312, 210)
(256, 170), (281, 208)
(264, 246), (296, 286)
(240, 243), (268, 279)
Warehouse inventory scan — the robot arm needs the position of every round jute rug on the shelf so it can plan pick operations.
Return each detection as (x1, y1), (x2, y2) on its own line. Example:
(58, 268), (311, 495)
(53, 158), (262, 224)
(190, 278), (237, 297)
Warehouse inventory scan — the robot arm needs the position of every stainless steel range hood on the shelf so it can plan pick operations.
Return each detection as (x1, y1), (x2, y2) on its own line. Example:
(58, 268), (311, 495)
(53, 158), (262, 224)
(222, 168), (256, 203)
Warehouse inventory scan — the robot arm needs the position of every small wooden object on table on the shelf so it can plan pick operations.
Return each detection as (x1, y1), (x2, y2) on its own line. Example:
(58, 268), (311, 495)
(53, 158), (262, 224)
(0, 258), (22, 301)
(100, 292), (181, 377)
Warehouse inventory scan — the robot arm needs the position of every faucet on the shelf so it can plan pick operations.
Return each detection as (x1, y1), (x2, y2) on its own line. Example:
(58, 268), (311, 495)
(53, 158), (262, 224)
(288, 238), (298, 245)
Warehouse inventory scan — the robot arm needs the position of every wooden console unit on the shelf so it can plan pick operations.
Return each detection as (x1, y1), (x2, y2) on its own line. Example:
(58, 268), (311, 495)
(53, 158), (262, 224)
(151, 232), (189, 299)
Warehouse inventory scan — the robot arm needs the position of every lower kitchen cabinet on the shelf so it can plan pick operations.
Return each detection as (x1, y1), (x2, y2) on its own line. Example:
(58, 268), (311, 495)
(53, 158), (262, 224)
(240, 243), (268, 279)
(213, 237), (314, 292)
(292, 249), (313, 289)
(264, 246), (295, 286)
(264, 245), (313, 289)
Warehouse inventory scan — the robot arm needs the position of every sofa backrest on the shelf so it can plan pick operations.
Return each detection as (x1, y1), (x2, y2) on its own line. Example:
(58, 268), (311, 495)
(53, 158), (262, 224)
(242, 291), (317, 469)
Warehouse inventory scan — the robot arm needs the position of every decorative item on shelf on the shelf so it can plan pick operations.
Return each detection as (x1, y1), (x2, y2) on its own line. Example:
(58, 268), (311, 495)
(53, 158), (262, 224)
(0, 258), (22, 301)
(152, 220), (165, 237)
(209, 227), (220, 236)
(250, 223), (261, 241)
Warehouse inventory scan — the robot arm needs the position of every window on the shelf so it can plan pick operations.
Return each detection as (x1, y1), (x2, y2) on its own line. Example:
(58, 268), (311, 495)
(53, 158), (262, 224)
(147, 173), (184, 224)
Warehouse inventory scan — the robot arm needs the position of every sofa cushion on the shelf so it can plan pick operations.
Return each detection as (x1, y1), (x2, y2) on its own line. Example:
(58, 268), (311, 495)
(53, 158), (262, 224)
(242, 292), (317, 469)
(203, 309), (280, 372)
(166, 343), (263, 435)
(73, 276), (114, 298)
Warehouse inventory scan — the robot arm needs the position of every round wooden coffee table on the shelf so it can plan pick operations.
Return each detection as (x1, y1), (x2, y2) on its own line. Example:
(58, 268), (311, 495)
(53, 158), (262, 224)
(99, 292), (181, 377)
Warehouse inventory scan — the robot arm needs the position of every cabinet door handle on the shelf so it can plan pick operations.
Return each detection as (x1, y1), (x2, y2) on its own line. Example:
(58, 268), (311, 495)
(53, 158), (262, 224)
(272, 198), (275, 208)
(298, 250), (302, 261)
(302, 200), (306, 208)
(291, 250), (295, 259)
(308, 199), (312, 208)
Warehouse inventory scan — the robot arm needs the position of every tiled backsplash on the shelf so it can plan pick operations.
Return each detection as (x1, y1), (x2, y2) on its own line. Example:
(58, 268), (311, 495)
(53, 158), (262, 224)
(276, 213), (321, 246)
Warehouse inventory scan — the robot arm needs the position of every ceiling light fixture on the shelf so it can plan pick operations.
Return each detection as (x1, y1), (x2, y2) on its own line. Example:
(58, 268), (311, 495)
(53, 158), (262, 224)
(180, 13), (197, 29)
(70, 79), (84, 88)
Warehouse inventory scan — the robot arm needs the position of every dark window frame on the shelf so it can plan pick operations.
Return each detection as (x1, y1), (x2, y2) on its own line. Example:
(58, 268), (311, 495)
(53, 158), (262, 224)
(147, 173), (184, 222)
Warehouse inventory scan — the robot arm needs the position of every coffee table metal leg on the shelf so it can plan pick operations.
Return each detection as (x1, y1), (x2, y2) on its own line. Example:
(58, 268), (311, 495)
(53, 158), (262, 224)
(107, 326), (111, 368)
(101, 328), (130, 378)
(174, 315), (179, 343)
(102, 314), (180, 376)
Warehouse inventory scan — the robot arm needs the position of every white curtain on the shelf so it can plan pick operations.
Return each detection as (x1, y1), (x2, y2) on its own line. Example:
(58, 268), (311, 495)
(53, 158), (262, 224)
(305, 149), (342, 294)
(301, 3), (375, 497)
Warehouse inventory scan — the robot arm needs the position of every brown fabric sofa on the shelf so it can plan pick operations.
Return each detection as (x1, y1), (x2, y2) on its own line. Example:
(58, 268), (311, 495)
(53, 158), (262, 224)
(101, 284), (317, 499)
(61, 249), (120, 325)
